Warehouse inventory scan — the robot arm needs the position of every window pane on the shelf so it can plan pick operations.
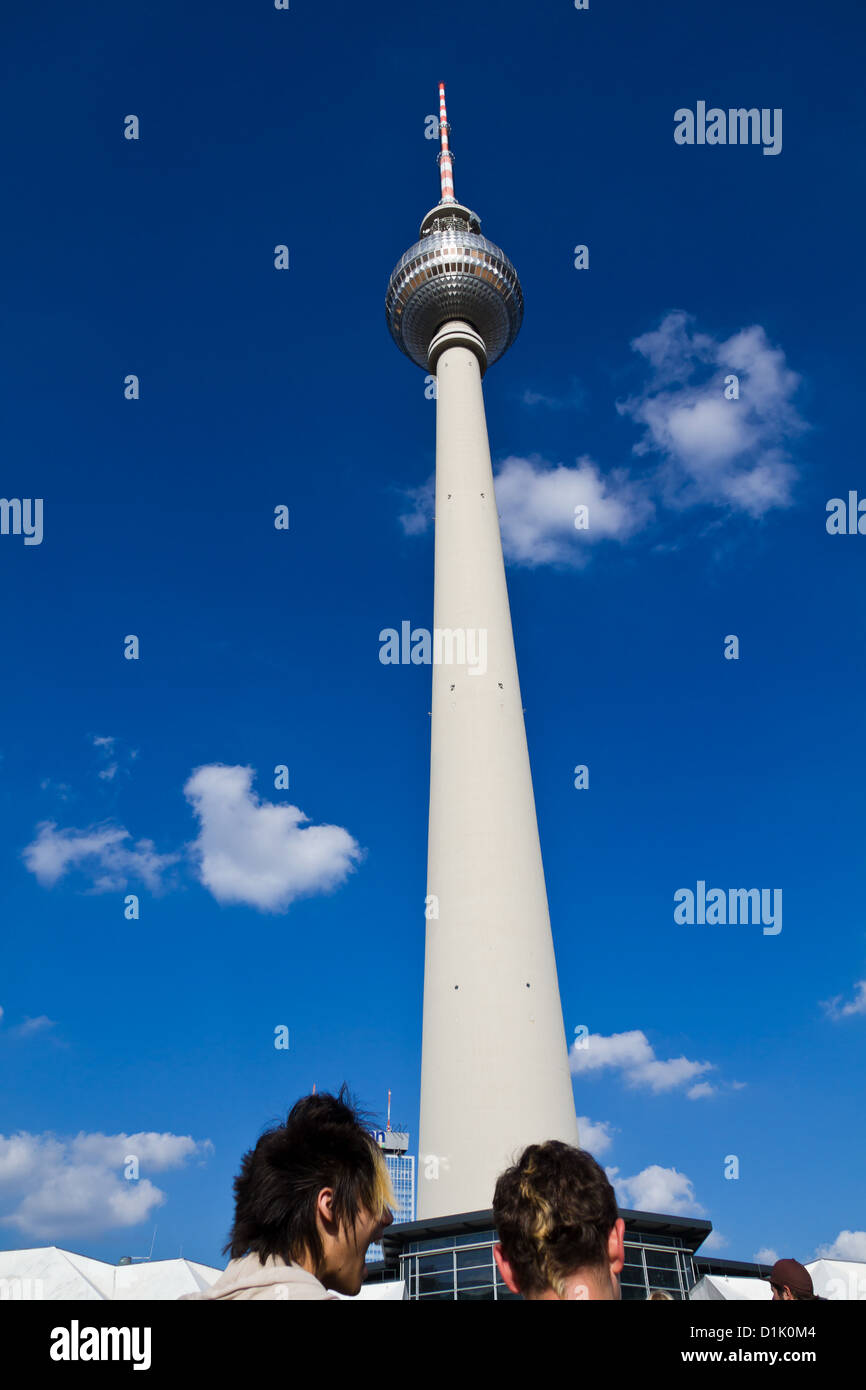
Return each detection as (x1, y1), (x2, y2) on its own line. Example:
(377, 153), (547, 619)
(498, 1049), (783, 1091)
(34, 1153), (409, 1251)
(418, 1271), (454, 1295)
(417, 1251), (454, 1275)
(457, 1248), (492, 1270)
(644, 1249), (678, 1271)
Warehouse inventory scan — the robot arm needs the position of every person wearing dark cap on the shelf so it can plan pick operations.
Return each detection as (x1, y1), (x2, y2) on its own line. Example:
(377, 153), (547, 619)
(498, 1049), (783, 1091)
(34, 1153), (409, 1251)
(765, 1258), (824, 1301)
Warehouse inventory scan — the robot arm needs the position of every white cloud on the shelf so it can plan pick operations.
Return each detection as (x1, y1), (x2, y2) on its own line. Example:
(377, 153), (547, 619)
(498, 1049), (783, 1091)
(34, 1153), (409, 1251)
(612, 1164), (705, 1216)
(0, 1131), (211, 1241)
(702, 1229), (728, 1251)
(521, 380), (586, 412)
(618, 311), (805, 518)
(576, 1116), (615, 1156)
(40, 779), (71, 800)
(493, 455), (653, 568)
(397, 477), (435, 536)
(0, 1009), (57, 1040)
(822, 980), (866, 1020)
(754, 1247), (779, 1265)
(570, 1029), (713, 1094)
(395, 455), (651, 567)
(687, 1082), (716, 1100)
(9, 1016), (56, 1039)
(816, 1230), (866, 1261)
(398, 313), (805, 566)
(90, 733), (135, 784)
(22, 822), (178, 893)
(184, 764), (362, 913)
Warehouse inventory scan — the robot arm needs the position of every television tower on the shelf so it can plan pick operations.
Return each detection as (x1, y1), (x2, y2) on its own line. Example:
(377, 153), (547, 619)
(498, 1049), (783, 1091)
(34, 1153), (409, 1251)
(386, 85), (579, 1220)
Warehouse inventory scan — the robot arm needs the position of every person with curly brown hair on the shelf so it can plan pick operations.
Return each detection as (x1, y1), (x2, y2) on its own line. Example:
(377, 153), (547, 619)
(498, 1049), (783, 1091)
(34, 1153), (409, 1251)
(492, 1141), (625, 1301)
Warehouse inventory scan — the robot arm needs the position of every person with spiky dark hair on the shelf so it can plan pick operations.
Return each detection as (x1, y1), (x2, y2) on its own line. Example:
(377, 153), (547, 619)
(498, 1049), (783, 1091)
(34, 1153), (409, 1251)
(181, 1087), (394, 1300)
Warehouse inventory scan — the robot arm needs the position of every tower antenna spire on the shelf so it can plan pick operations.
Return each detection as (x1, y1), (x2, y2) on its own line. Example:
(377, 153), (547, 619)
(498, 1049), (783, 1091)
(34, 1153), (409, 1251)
(437, 82), (457, 205)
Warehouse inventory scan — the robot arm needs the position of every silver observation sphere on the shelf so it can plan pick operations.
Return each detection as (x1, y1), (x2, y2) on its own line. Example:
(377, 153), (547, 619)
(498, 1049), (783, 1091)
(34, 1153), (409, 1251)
(386, 203), (523, 370)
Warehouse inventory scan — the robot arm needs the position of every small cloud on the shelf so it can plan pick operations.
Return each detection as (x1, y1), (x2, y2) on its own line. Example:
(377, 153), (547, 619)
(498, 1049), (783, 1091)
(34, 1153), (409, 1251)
(184, 764), (362, 913)
(576, 1116), (615, 1156)
(815, 1230), (866, 1261)
(397, 476), (435, 537)
(40, 779), (72, 801)
(822, 980), (866, 1020)
(687, 1082), (716, 1100)
(702, 1229), (729, 1252)
(90, 733), (136, 784)
(9, 1016), (56, 1039)
(494, 454), (653, 568)
(22, 821), (178, 893)
(754, 1247), (779, 1265)
(396, 454), (652, 565)
(520, 379), (586, 412)
(570, 1029), (714, 1095)
(618, 311), (805, 518)
(0, 1007), (57, 1041)
(613, 1164), (705, 1216)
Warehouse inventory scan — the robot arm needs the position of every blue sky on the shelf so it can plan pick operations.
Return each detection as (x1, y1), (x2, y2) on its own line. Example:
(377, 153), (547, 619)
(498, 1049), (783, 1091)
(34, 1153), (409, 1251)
(1, 0), (864, 1272)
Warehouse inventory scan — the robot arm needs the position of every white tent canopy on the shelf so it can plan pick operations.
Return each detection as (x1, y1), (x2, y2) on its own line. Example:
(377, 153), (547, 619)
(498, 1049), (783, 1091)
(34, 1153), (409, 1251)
(690, 1274), (771, 1301)
(336, 1281), (407, 1300)
(0, 1247), (221, 1301)
(4, 1245), (860, 1301)
(690, 1259), (866, 1301)
(0, 1247), (405, 1300)
(808, 1259), (866, 1301)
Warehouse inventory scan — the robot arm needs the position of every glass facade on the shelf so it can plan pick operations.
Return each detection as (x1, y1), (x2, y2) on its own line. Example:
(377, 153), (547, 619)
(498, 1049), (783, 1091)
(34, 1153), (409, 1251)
(618, 1236), (696, 1300)
(376, 1224), (699, 1300)
(399, 1231), (520, 1301)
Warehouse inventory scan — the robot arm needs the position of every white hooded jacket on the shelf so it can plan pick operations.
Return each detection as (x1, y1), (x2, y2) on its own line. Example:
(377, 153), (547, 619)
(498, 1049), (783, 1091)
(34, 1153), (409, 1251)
(179, 1252), (339, 1301)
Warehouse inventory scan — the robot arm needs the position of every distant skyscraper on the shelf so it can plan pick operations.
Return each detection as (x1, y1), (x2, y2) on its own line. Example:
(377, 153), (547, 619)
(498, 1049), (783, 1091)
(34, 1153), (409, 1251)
(366, 1127), (415, 1264)
(385, 86), (579, 1220)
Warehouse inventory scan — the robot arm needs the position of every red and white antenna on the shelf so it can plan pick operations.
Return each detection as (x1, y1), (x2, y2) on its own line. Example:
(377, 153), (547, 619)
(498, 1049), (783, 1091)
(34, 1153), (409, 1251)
(437, 83), (456, 205)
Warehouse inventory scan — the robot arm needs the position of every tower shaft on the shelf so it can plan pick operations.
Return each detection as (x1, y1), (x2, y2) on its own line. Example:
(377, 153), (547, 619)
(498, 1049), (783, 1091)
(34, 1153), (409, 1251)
(417, 322), (579, 1219)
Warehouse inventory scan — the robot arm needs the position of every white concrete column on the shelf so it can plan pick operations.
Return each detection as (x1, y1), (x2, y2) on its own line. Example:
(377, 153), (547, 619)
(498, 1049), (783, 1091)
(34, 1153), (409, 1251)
(417, 321), (579, 1220)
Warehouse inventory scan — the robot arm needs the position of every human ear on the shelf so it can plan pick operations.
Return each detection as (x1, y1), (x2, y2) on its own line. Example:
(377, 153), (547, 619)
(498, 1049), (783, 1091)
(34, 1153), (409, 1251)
(493, 1242), (521, 1295)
